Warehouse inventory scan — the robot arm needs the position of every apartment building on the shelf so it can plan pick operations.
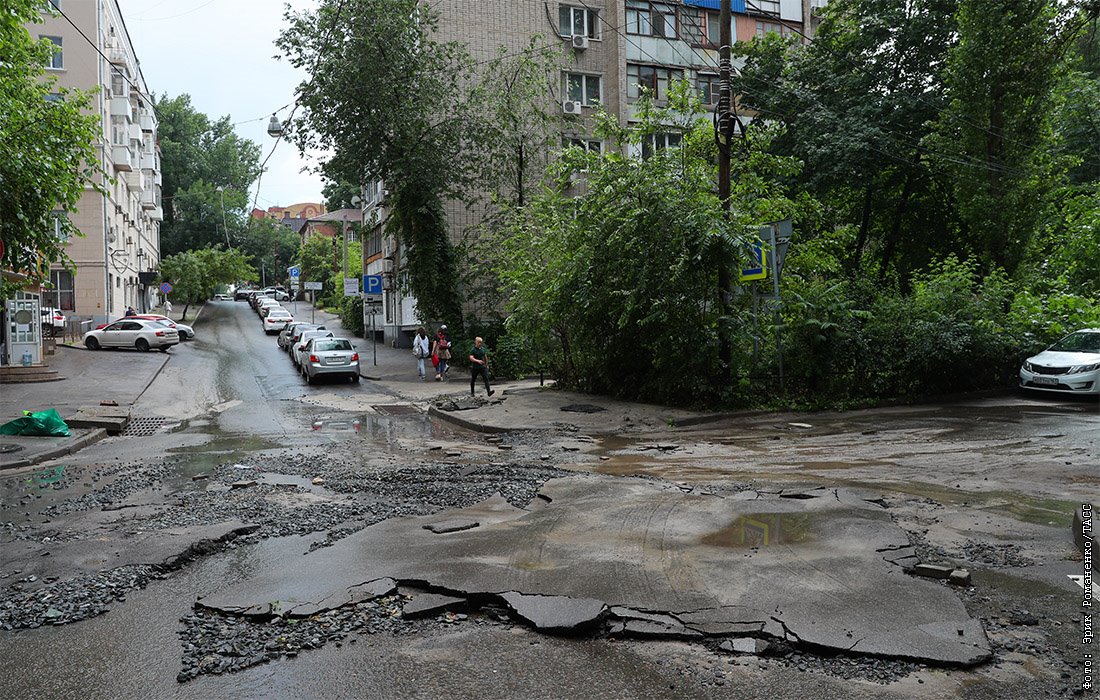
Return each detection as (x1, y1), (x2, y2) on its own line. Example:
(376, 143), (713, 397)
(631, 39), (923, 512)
(30, 0), (163, 323)
(363, 0), (823, 345)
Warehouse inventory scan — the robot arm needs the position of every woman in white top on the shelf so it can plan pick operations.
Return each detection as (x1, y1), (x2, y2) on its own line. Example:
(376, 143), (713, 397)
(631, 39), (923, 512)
(413, 327), (431, 380)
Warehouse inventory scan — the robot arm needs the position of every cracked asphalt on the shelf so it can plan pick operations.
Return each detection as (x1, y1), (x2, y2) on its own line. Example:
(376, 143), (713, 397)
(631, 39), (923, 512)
(0, 300), (1095, 699)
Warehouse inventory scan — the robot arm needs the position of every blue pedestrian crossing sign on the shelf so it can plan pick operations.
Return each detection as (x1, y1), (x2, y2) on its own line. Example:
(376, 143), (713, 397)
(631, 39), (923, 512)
(739, 240), (767, 282)
(288, 266), (300, 279)
(363, 274), (383, 296)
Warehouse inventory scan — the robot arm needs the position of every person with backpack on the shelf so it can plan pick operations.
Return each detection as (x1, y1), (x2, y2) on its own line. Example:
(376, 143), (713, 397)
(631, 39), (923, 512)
(468, 336), (495, 397)
(412, 327), (430, 380)
(431, 325), (452, 381)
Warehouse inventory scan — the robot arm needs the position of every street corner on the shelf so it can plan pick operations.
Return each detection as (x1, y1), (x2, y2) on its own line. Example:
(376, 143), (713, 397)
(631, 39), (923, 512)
(0, 428), (109, 471)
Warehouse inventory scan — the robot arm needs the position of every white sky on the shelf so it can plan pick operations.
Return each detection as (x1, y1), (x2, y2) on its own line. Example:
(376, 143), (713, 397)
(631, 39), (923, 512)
(120, 0), (325, 209)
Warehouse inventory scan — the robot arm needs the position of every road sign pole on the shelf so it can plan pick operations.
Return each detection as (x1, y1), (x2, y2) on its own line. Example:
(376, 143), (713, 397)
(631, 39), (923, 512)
(372, 310), (377, 366)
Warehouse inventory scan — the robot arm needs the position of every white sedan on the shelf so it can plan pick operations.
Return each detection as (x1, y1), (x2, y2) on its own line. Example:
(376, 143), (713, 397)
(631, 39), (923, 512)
(1019, 328), (1100, 395)
(263, 309), (294, 335)
(83, 319), (179, 352)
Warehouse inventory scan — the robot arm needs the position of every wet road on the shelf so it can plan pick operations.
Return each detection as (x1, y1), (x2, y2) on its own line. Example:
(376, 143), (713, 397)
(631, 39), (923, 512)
(0, 301), (1096, 699)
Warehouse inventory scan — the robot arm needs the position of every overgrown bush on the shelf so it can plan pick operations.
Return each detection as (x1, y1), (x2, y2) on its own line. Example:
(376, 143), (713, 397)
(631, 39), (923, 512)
(340, 295), (364, 337)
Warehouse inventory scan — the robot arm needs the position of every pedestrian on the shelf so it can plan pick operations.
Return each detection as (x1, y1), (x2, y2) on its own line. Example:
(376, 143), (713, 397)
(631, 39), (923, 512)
(124, 306), (136, 317)
(164, 299), (173, 314)
(468, 336), (495, 397)
(431, 325), (451, 381)
(412, 327), (430, 380)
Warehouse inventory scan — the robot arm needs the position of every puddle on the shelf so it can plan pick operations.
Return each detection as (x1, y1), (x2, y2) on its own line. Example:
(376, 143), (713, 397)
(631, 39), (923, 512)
(700, 513), (815, 548)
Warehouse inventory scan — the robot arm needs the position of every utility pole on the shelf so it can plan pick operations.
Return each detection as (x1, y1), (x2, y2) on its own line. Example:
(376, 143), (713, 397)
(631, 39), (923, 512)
(717, 0), (733, 369)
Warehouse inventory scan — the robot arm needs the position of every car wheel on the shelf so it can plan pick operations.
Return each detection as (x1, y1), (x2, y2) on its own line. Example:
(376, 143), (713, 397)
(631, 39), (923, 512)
(351, 374), (360, 383)
(85, 337), (100, 350)
(305, 370), (315, 385)
(159, 347), (169, 353)
(136, 338), (150, 352)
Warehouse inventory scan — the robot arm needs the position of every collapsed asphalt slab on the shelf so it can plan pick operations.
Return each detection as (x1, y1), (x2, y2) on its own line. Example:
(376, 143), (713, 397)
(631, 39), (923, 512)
(197, 475), (990, 666)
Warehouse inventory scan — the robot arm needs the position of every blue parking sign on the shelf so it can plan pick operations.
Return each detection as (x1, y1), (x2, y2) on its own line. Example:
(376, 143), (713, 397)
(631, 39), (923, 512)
(289, 266), (300, 278)
(363, 274), (383, 295)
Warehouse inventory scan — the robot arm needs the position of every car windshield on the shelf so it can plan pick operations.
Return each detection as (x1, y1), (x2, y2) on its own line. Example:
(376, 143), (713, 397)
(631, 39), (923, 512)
(1049, 331), (1100, 353)
(313, 339), (353, 352)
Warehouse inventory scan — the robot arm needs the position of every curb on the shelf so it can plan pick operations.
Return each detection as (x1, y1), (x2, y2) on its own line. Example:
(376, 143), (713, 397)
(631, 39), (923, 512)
(0, 428), (109, 470)
(426, 405), (520, 434)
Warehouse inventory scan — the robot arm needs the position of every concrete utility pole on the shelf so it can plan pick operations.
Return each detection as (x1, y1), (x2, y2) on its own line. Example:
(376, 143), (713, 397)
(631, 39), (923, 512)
(717, 0), (733, 368)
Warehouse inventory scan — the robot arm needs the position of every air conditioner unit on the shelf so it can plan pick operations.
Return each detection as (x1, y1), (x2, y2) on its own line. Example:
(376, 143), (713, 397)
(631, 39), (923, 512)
(571, 35), (589, 50)
(562, 100), (583, 116)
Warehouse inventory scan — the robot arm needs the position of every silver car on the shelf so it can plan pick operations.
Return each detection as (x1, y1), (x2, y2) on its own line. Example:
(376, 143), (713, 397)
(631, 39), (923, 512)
(279, 322), (324, 350)
(301, 337), (360, 384)
(292, 329), (334, 368)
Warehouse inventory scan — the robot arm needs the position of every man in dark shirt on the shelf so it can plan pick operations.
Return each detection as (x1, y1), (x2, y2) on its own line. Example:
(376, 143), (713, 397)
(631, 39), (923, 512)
(468, 336), (495, 397)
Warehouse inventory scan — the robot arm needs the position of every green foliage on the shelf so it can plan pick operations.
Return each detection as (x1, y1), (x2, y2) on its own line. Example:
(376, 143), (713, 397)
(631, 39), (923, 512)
(340, 295), (364, 337)
(235, 217), (297, 285)
(154, 94), (261, 256)
(295, 235), (338, 297)
(160, 248), (255, 312)
(1, 0), (103, 279)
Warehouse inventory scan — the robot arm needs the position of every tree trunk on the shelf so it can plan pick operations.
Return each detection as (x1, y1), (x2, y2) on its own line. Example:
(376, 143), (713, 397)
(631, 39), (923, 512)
(878, 152), (921, 280)
(848, 184), (875, 275)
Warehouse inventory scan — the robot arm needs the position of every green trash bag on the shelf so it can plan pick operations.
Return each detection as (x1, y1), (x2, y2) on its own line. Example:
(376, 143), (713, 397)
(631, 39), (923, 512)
(0, 409), (71, 437)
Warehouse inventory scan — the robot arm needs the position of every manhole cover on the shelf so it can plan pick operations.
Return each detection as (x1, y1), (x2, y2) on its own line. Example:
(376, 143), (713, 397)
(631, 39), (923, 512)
(0, 443), (25, 454)
(120, 416), (171, 437)
(372, 404), (421, 416)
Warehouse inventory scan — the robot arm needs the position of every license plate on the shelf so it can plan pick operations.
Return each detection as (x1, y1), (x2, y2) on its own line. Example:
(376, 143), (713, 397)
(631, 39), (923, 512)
(1032, 376), (1059, 386)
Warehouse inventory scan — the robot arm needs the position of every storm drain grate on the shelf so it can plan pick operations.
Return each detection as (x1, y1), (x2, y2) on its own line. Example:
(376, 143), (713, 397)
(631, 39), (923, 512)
(371, 404), (421, 417)
(120, 416), (171, 437)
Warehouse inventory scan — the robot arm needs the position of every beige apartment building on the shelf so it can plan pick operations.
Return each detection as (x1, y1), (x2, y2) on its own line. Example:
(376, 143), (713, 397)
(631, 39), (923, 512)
(362, 0), (824, 346)
(30, 0), (163, 324)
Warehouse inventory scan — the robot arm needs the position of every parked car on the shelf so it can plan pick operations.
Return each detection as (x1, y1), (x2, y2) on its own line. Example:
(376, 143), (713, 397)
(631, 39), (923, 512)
(1019, 328), (1100, 395)
(263, 309), (294, 334)
(301, 337), (360, 384)
(258, 300), (283, 317)
(83, 319), (179, 352)
(262, 287), (290, 302)
(280, 323), (325, 351)
(248, 292), (271, 310)
(235, 288), (253, 301)
(95, 314), (194, 340)
(40, 307), (66, 337)
(292, 329), (335, 369)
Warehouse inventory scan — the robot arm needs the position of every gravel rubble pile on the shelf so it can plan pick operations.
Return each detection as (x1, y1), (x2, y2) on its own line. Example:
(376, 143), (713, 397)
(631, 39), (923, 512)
(0, 564), (163, 630)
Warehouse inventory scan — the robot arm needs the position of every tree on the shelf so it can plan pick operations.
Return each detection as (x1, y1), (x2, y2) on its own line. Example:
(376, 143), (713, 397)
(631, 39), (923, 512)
(236, 217), (299, 286)
(154, 94), (261, 256)
(1, 0), (102, 288)
(295, 235), (338, 297)
(733, 0), (958, 283)
(160, 247), (254, 319)
(931, 0), (1066, 275)
(279, 0), (482, 330)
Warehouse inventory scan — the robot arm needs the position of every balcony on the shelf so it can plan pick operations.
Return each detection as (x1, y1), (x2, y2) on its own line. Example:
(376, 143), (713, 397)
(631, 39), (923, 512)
(148, 206), (163, 221)
(129, 123), (142, 142)
(123, 170), (144, 192)
(111, 145), (134, 172)
(140, 113), (156, 132)
(109, 97), (131, 118)
(141, 187), (157, 209)
(141, 152), (156, 170)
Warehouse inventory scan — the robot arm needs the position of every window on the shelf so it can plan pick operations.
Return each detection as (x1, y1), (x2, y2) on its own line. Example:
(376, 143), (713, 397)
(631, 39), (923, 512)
(626, 1), (676, 38)
(753, 0), (781, 15)
(640, 132), (683, 159)
(696, 73), (722, 105)
(368, 226), (382, 257)
(559, 5), (599, 39)
(111, 115), (127, 145)
(110, 70), (129, 98)
(41, 36), (63, 69)
(626, 63), (683, 100)
(563, 73), (601, 106)
(561, 136), (603, 152)
(755, 21), (789, 37)
(43, 269), (74, 311)
(682, 9), (720, 46)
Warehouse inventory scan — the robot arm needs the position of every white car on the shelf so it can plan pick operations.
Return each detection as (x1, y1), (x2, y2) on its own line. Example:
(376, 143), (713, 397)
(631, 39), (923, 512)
(131, 314), (195, 340)
(257, 298), (282, 316)
(83, 319), (179, 352)
(1019, 328), (1100, 395)
(263, 309), (294, 335)
(40, 307), (66, 337)
(292, 329), (334, 368)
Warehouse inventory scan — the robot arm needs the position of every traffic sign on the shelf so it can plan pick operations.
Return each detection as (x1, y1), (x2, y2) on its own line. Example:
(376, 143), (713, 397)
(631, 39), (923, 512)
(304, 281), (323, 291)
(363, 274), (383, 296)
(160, 282), (173, 294)
(289, 266), (300, 279)
(739, 240), (767, 282)
(343, 277), (359, 296)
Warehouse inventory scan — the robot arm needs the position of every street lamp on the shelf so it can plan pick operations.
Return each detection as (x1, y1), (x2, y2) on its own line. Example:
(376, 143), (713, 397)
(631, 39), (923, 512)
(267, 115), (284, 139)
(216, 186), (230, 248)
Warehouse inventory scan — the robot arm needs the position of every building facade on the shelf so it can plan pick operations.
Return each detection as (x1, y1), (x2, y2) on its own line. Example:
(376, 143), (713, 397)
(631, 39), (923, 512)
(30, 0), (163, 324)
(363, 0), (824, 346)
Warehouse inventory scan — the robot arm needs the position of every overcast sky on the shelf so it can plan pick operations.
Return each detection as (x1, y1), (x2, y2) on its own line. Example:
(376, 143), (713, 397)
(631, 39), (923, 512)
(120, 0), (325, 209)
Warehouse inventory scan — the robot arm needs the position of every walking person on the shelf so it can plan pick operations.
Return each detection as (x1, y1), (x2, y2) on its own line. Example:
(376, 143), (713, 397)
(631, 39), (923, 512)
(431, 325), (452, 381)
(469, 336), (495, 397)
(124, 306), (136, 317)
(412, 327), (430, 380)
(164, 299), (173, 315)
